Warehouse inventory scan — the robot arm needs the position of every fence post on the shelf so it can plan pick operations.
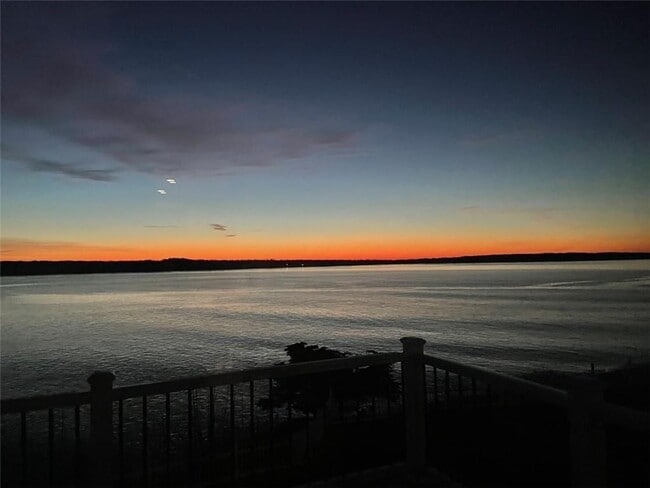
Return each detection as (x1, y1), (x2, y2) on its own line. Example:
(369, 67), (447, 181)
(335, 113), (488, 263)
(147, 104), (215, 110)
(400, 337), (427, 478)
(568, 376), (607, 488)
(88, 371), (115, 487)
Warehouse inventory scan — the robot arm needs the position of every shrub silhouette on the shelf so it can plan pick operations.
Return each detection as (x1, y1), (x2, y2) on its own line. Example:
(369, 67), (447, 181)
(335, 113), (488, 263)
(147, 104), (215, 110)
(257, 342), (400, 416)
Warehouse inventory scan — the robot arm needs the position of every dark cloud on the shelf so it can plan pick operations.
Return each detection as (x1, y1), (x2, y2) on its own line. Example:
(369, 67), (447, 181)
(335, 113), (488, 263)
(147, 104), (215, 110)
(211, 224), (227, 231)
(226, 234), (237, 238)
(19, 155), (117, 182)
(2, 40), (357, 180)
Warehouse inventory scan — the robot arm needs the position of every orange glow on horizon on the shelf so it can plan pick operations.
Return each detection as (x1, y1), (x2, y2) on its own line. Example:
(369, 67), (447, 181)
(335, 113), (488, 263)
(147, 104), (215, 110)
(2, 233), (649, 262)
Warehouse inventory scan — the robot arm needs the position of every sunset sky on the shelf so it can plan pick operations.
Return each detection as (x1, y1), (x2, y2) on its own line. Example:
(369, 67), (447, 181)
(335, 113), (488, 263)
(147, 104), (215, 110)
(1, 2), (648, 261)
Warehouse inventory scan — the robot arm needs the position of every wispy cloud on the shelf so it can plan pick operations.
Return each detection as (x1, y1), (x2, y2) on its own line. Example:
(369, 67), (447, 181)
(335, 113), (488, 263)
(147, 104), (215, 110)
(6, 152), (117, 182)
(226, 234), (237, 238)
(457, 205), (565, 221)
(3, 40), (357, 181)
(211, 224), (227, 231)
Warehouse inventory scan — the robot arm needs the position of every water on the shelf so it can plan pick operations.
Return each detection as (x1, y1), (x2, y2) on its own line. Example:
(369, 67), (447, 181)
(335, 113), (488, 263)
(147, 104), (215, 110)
(1, 261), (649, 399)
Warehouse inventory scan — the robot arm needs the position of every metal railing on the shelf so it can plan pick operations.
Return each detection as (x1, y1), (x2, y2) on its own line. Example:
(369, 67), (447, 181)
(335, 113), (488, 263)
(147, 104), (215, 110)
(421, 351), (650, 488)
(2, 349), (406, 487)
(2, 337), (648, 487)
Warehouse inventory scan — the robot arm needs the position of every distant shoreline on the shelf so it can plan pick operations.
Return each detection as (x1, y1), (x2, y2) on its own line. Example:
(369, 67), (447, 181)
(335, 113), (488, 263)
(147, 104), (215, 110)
(1, 252), (648, 277)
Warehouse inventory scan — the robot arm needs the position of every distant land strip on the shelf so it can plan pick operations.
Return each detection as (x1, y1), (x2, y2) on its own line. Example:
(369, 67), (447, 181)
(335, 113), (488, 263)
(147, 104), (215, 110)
(1, 252), (648, 277)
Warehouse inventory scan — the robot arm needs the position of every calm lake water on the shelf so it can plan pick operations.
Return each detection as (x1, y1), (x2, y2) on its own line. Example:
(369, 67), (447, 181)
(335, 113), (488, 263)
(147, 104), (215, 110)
(1, 261), (649, 398)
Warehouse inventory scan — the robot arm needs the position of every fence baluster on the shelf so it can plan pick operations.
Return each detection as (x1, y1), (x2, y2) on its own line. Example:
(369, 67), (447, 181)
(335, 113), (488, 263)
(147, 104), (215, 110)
(249, 381), (255, 438)
(48, 408), (54, 486)
(287, 385), (293, 457)
(400, 365), (405, 417)
(142, 396), (148, 485)
(165, 393), (171, 476)
(424, 366), (429, 420)
(187, 389), (193, 481)
(306, 404), (311, 460)
(118, 400), (124, 486)
(74, 406), (80, 487)
(471, 378), (477, 408)
(268, 378), (274, 474)
(386, 379), (391, 416)
(230, 384), (238, 479)
(249, 381), (255, 473)
(433, 366), (439, 409)
(445, 370), (450, 407)
(209, 387), (215, 448)
(355, 392), (360, 424)
(21, 411), (27, 486)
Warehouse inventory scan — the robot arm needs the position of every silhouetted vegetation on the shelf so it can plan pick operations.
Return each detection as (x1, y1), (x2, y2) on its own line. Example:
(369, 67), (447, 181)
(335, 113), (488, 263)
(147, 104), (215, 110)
(257, 342), (400, 416)
(2, 252), (648, 276)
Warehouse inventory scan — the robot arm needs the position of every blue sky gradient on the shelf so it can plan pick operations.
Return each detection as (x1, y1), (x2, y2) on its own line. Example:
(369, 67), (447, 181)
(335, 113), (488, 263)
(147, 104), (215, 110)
(1, 2), (648, 260)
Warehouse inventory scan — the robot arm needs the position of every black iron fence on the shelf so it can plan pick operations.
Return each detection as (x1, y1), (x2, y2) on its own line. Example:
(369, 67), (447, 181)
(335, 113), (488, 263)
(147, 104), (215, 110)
(422, 354), (649, 488)
(2, 351), (405, 487)
(2, 338), (648, 487)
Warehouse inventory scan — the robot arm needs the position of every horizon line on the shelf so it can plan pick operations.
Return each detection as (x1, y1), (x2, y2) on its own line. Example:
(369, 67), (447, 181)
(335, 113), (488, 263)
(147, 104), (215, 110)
(2, 251), (649, 264)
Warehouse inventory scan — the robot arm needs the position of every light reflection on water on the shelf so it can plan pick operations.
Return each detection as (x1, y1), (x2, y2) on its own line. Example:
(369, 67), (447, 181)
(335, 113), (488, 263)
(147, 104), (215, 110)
(1, 261), (649, 398)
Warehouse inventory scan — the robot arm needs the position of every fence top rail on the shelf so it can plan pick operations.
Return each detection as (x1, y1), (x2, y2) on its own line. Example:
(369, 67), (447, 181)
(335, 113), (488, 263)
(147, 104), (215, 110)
(1, 390), (91, 414)
(1, 352), (403, 412)
(423, 353), (569, 407)
(592, 401), (650, 433)
(113, 351), (404, 400)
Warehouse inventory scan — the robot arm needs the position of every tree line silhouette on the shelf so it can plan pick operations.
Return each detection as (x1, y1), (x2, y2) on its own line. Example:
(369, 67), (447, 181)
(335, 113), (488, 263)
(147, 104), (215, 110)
(2, 253), (648, 276)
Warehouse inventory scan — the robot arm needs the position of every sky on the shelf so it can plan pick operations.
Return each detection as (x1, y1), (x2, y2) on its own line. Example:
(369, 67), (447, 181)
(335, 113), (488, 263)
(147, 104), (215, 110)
(1, 2), (648, 261)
